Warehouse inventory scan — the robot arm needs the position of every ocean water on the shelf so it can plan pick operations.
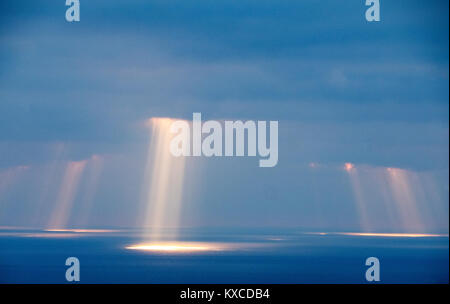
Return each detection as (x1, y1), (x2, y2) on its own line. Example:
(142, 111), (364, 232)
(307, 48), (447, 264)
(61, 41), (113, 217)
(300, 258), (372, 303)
(0, 228), (448, 283)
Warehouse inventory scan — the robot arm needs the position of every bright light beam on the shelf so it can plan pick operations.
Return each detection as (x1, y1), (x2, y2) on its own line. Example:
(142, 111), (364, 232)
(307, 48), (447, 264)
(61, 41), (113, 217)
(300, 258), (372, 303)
(344, 163), (371, 232)
(141, 118), (187, 242)
(48, 160), (87, 229)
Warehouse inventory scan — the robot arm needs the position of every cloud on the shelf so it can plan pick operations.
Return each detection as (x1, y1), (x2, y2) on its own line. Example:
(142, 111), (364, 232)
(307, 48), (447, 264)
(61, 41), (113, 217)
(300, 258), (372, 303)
(0, 0), (448, 229)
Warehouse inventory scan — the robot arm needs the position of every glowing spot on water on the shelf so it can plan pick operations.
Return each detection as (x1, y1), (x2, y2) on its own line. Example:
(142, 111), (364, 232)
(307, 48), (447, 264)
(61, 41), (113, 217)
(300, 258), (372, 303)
(125, 241), (265, 253)
(20, 233), (83, 238)
(338, 232), (447, 238)
(125, 242), (222, 253)
(45, 229), (116, 233)
(307, 231), (448, 238)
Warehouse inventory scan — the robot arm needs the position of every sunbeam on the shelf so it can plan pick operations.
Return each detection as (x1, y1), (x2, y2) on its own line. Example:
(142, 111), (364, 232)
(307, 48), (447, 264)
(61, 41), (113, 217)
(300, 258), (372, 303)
(344, 163), (371, 232)
(47, 160), (87, 229)
(76, 155), (104, 227)
(385, 167), (425, 232)
(141, 118), (187, 242)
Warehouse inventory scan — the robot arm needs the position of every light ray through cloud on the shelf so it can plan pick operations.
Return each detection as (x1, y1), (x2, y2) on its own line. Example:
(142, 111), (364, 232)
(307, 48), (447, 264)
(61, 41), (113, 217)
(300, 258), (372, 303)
(33, 142), (67, 227)
(47, 160), (87, 229)
(341, 161), (447, 234)
(140, 118), (187, 242)
(76, 155), (104, 227)
(0, 165), (29, 201)
(385, 167), (426, 232)
(0, 165), (30, 225)
(344, 162), (371, 232)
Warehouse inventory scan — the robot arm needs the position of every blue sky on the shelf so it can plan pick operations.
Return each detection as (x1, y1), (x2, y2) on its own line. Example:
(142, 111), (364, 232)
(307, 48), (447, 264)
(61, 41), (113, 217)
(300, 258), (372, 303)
(0, 1), (448, 232)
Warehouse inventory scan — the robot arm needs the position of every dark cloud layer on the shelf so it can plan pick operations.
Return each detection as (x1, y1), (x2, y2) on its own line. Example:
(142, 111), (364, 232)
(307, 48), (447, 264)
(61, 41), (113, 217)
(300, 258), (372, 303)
(0, 1), (448, 229)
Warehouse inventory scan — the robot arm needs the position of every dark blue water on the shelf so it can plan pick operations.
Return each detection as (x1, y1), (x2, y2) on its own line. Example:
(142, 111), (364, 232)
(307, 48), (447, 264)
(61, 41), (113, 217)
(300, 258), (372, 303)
(0, 228), (448, 283)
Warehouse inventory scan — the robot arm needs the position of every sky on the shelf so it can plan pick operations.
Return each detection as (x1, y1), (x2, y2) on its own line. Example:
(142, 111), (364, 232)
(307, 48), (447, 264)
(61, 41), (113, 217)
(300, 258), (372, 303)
(0, 0), (448, 233)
